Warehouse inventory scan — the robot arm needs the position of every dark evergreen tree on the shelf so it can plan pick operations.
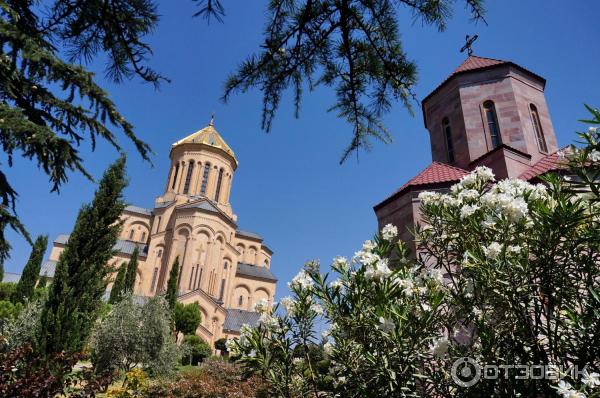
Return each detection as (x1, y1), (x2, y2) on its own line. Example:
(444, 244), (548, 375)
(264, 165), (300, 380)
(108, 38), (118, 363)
(165, 256), (180, 312)
(0, 261), (3, 284)
(38, 157), (127, 356)
(108, 263), (127, 304)
(13, 235), (48, 303)
(123, 246), (140, 294)
(37, 274), (48, 289)
(0, 1), (156, 264)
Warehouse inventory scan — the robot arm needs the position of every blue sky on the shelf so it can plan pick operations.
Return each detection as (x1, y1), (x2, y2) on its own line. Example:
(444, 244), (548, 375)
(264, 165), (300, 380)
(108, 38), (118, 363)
(4, 1), (600, 300)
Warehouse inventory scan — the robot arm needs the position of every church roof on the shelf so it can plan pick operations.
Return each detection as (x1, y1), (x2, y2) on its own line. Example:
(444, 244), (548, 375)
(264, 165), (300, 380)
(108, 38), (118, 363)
(519, 148), (569, 181)
(375, 162), (469, 209)
(41, 260), (57, 277)
(53, 235), (148, 257)
(171, 123), (238, 165)
(124, 205), (152, 216)
(223, 309), (261, 333)
(423, 55), (546, 107)
(236, 263), (277, 282)
(2, 272), (21, 283)
(236, 229), (262, 241)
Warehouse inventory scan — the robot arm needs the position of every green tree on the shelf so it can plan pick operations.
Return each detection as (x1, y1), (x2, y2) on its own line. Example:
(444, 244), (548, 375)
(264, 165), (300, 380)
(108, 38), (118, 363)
(204, 0), (486, 162)
(91, 294), (179, 376)
(180, 334), (211, 366)
(37, 274), (48, 289)
(174, 302), (202, 335)
(108, 263), (127, 304)
(165, 257), (180, 312)
(38, 157), (127, 356)
(0, 282), (16, 301)
(124, 246), (140, 294)
(0, 1), (156, 264)
(13, 235), (48, 303)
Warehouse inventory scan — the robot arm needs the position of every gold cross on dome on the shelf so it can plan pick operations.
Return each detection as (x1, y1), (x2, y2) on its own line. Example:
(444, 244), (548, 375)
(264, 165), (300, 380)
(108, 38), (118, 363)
(460, 34), (478, 56)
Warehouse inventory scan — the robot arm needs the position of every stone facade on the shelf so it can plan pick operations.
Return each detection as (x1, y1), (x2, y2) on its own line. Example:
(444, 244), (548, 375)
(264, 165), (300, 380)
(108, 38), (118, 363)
(375, 55), (562, 251)
(44, 121), (277, 347)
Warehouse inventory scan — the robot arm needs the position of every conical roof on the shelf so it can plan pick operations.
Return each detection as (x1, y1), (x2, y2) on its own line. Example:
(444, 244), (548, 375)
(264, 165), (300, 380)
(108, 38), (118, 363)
(172, 122), (237, 164)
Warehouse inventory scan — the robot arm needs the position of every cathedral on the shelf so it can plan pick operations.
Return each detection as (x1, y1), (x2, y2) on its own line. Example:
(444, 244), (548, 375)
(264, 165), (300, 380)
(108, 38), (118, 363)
(41, 120), (277, 346)
(375, 54), (564, 251)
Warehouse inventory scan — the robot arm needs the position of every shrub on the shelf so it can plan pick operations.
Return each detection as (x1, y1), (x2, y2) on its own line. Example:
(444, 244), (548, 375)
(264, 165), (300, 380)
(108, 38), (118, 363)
(0, 300), (22, 322)
(229, 111), (600, 397)
(174, 302), (202, 335)
(181, 335), (211, 366)
(214, 338), (227, 356)
(144, 358), (269, 398)
(1, 299), (43, 351)
(91, 294), (179, 377)
(107, 369), (149, 398)
(0, 282), (16, 301)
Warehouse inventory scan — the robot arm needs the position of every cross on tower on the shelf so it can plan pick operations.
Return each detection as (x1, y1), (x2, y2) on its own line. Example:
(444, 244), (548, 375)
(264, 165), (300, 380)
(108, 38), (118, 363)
(209, 112), (215, 126)
(460, 34), (478, 56)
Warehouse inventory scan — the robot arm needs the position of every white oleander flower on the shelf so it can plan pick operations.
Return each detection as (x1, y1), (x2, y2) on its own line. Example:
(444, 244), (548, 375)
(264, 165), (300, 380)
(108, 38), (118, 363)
(280, 296), (296, 316)
(381, 224), (398, 240)
(418, 191), (440, 205)
(395, 277), (415, 296)
(323, 341), (334, 355)
(365, 259), (392, 281)
(362, 240), (376, 252)
(507, 245), (522, 254)
(483, 242), (503, 260)
(458, 189), (479, 202)
(426, 268), (444, 284)
(253, 298), (269, 313)
(310, 303), (324, 315)
(589, 126), (598, 134)
(582, 369), (600, 387)
(330, 279), (344, 289)
(289, 270), (314, 290)
(431, 338), (450, 357)
(258, 313), (279, 329)
(474, 166), (495, 182)
(378, 317), (395, 333)
(354, 250), (381, 266)
(554, 380), (585, 398)
(590, 149), (600, 162)
(460, 204), (480, 219)
(293, 357), (303, 365)
(333, 256), (348, 270)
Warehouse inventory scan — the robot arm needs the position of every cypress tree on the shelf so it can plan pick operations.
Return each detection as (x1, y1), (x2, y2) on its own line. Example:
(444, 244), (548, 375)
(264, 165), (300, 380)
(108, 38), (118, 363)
(0, 261), (3, 283)
(38, 274), (48, 289)
(14, 235), (48, 303)
(123, 246), (140, 294)
(108, 264), (127, 304)
(38, 157), (127, 355)
(165, 257), (180, 312)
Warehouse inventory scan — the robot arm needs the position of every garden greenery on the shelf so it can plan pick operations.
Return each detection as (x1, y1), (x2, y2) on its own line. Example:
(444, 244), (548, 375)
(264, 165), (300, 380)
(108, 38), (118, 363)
(228, 109), (600, 397)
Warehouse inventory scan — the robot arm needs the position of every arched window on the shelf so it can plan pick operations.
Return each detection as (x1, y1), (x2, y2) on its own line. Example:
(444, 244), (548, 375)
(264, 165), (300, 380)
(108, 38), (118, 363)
(150, 267), (158, 292)
(171, 164), (180, 190)
(157, 249), (162, 258)
(189, 267), (196, 290)
(214, 169), (224, 202)
(530, 104), (548, 152)
(182, 161), (194, 194)
(224, 261), (228, 270)
(442, 117), (455, 163)
(141, 232), (146, 242)
(129, 229), (134, 240)
(483, 101), (502, 148)
(218, 279), (226, 301)
(238, 295), (243, 306)
(200, 163), (211, 195)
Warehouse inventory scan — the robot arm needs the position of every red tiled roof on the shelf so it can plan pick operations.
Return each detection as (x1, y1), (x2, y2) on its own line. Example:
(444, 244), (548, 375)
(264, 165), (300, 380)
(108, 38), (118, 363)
(375, 162), (469, 209)
(519, 148), (569, 181)
(451, 55), (507, 76)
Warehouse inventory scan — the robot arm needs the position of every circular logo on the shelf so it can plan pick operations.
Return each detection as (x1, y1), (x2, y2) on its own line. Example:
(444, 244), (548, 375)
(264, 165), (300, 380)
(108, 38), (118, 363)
(451, 357), (481, 387)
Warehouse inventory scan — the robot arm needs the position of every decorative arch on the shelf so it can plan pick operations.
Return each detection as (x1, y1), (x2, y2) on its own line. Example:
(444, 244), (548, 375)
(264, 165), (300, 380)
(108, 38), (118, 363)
(247, 246), (258, 264)
(233, 284), (251, 309)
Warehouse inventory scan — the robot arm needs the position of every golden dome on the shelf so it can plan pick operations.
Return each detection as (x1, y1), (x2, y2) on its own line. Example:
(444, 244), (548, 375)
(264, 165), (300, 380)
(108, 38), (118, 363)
(171, 122), (237, 165)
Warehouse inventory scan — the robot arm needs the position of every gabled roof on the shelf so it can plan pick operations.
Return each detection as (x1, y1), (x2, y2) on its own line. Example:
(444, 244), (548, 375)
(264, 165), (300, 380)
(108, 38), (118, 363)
(236, 229), (262, 241)
(223, 309), (261, 333)
(171, 123), (238, 165)
(41, 260), (57, 277)
(53, 235), (148, 257)
(124, 205), (152, 216)
(236, 263), (277, 282)
(178, 197), (234, 224)
(2, 272), (21, 283)
(519, 148), (569, 181)
(375, 162), (469, 210)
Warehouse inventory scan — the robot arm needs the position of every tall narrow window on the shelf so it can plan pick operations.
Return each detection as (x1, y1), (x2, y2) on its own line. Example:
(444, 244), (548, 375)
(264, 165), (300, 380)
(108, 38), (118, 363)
(224, 261), (228, 270)
(189, 267), (196, 290)
(238, 295), (243, 307)
(483, 101), (502, 148)
(218, 279), (226, 301)
(155, 216), (161, 233)
(200, 163), (211, 195)
(150, 267), (158, 292)
(530, 104), (548, 153)
(442, 117), (455, 163)
(214, 169), (224, 202)
(141, 232), (146, 242)
(195, 268), (203, 290)
(129, 229), (134, 240)
(157, 249), (162, 258)
(171, 164), (180, 190)
(182, 162), (194, 194)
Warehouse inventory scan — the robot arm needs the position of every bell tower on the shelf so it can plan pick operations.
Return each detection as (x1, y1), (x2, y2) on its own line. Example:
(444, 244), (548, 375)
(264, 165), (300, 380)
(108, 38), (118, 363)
(422, 55), (558, 179)
(160, 118), (238, 216)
